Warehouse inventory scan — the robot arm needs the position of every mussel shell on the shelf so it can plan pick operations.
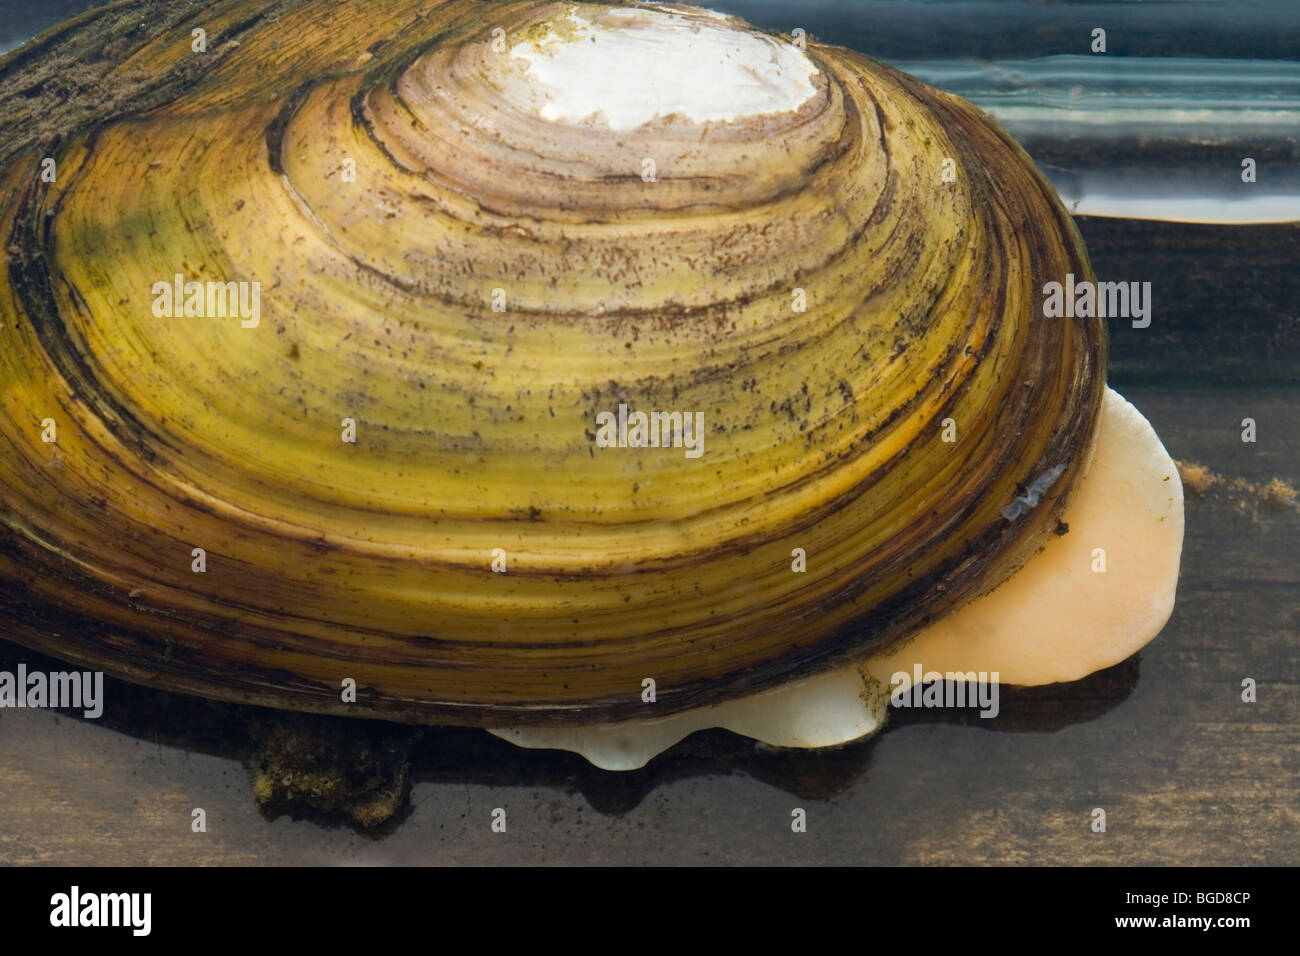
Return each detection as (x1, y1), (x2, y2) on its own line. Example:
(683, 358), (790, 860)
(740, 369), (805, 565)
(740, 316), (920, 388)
(0, 1), (1104, 725)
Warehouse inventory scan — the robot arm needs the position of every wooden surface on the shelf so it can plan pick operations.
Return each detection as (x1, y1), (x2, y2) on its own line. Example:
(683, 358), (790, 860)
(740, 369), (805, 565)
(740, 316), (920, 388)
(1, 216), (1296, 864)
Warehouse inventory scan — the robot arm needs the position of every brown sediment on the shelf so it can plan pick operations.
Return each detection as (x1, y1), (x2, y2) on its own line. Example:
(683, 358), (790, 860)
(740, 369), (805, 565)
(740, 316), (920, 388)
(1178, 461), (1220, 496)
(1177, 460), (1298, 515)
(1260, 477), (1298, 510)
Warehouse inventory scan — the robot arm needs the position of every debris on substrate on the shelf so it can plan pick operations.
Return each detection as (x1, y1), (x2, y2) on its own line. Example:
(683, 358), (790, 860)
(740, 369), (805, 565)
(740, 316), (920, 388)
(247, 712), (422, 828)
(1176, 460), (1298, 518)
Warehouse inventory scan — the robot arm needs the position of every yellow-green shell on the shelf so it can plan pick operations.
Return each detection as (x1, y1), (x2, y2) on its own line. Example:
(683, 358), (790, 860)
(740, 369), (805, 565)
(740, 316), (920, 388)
(0, 1), (1104, 724)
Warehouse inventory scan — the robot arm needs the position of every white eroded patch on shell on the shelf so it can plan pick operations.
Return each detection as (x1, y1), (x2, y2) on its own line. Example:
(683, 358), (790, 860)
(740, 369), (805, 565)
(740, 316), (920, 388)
(506, 5), (820, 129)
(490, 388), (1185, 770)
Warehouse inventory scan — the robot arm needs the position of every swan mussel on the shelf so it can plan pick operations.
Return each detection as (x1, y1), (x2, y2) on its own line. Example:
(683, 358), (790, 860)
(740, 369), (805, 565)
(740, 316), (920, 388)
(0, 1), (1182, 772)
